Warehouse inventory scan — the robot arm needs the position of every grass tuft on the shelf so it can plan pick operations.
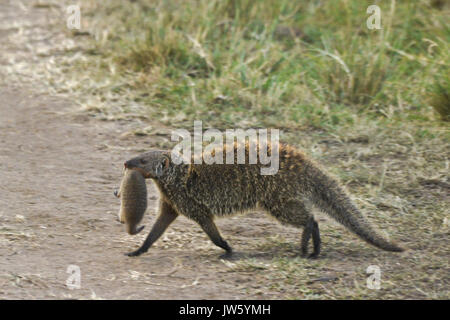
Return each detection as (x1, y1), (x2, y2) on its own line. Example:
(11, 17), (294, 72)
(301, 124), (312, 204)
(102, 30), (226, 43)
(429, 73), (450, 121)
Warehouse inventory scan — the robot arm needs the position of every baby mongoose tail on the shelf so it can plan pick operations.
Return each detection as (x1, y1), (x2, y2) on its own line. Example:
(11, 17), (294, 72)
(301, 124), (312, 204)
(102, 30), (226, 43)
(303, 162), (405, 252)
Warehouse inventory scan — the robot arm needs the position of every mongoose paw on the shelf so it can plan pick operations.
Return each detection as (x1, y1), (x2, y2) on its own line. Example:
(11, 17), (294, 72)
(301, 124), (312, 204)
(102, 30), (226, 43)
(307, 252), (319, 259)
(300, 248), (309, 258)
(113, 190), (120, 198)
(219, 250), (233, 260)
(125, 249), (145, 257)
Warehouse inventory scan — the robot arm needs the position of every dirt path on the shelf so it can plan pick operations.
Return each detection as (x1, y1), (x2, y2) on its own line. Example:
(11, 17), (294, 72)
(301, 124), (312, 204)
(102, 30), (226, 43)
(0, 84), (263, 299)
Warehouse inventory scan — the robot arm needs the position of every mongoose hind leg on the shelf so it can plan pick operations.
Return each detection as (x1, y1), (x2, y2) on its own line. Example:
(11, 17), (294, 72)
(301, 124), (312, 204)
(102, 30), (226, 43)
(300, 220), (312, 256)
(264, 199), (321, 258)
(126, 200), (178, 257)
(194, 216), (232, 258)
(301, 216), (321, 259)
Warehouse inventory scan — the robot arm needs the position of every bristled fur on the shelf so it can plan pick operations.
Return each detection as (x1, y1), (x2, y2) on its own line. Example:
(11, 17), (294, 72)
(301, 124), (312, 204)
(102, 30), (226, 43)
(122, 142), (404, 257)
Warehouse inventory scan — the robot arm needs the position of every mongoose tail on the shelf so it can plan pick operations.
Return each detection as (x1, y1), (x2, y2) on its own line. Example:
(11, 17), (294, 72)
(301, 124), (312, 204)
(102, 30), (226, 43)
(304, 163), (404, 252)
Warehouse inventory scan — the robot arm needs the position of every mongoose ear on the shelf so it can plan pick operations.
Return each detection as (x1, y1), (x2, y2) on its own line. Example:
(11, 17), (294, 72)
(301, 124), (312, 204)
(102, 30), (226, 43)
(155, 155), (170, 177)
(162, 155), (170, 169)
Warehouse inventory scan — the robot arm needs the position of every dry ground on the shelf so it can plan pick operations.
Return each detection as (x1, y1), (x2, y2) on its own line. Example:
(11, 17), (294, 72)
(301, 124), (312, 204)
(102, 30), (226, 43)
(0, 1), (448, 299)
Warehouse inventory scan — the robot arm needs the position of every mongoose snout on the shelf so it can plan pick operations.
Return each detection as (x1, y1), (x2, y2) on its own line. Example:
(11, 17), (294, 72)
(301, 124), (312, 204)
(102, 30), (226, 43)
(116, 168), (148, 235)
(124, 159), (140, 169)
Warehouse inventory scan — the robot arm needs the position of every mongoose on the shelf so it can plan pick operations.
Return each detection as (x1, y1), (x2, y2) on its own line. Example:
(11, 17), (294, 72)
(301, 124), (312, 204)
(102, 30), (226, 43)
(115, 168), (147, 235)
(122, 142), (404, 258)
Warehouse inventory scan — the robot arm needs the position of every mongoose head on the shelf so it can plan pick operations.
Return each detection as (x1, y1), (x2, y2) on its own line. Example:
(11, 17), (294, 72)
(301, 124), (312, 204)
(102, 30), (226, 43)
(124, 150), (171, 179)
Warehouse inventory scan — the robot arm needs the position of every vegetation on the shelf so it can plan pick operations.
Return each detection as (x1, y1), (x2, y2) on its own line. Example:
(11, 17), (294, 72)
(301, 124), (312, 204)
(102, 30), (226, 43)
(63, 0), (449, 129)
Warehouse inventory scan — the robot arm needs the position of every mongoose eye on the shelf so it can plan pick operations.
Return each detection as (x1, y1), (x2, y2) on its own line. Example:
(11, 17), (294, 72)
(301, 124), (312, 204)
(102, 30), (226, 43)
(140, 159), (147, 164)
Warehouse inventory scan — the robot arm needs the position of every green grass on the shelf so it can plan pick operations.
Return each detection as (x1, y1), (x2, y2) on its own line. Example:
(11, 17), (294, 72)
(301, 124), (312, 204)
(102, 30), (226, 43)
(429, 70), (450, 120)
(63, 0), (449, 133)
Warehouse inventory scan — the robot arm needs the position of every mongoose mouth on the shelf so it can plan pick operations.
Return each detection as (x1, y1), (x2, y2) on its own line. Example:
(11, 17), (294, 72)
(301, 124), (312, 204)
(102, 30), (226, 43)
(129, 167), (151, 179)
(124, 160), (151, 178)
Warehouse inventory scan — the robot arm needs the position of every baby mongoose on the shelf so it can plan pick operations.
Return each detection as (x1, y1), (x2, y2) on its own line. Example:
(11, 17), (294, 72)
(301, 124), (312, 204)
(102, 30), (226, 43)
(115, 168), (147, 235)
(122, 142), (404, 258)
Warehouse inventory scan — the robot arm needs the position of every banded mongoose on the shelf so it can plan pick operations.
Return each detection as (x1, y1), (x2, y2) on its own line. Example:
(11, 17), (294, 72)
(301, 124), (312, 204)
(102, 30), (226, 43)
(114, 168), (147, 235)
(122, 142), (404, 258)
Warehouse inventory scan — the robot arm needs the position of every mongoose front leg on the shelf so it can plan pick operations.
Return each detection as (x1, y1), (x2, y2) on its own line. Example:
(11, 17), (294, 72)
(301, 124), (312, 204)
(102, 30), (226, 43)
(126, 201), (178, 257)
(195, 216), (232, 258)
(301, 216), (321, 259)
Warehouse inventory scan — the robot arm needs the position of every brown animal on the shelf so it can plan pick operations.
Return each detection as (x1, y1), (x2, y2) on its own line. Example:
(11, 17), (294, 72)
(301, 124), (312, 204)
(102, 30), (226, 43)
(115, 168), (147, 235)
(122, 142), (404, 258)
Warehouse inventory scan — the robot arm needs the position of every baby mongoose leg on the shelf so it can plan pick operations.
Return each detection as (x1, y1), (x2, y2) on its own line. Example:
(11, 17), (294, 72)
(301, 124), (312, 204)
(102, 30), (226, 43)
(301, 216), (321, 258)
(126, 201), (178, 257)
(113, 190), (124, 223)
(129, 225), (145, 235)
(195, 216), (232, 258)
